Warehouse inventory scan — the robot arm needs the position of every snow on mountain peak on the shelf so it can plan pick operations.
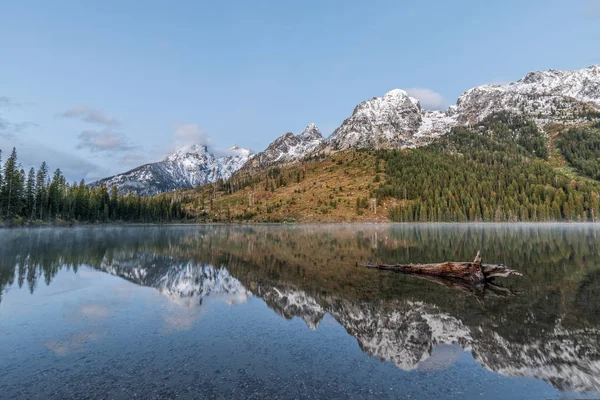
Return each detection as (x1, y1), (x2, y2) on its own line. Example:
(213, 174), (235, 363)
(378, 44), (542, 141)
(94, 142), (253, 196)
(327, 88), (440, 150)
(165, 143), (209, 162)
(95, 64), (600, 194)
(299, 123), (323, 140)
(327, 65), (600, 151)
(247, 123), (325, 169)
(455, 65), (600, 124)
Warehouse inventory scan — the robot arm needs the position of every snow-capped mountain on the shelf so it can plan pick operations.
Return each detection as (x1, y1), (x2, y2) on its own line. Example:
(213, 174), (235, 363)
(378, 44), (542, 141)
(326, 65), (600, 151)
(245, 123), (324, 170)
(455, 65), (600, 125)
(93, 144), (252, 196)
(94, 65), (600, 193)
(327, 89), (454, 150)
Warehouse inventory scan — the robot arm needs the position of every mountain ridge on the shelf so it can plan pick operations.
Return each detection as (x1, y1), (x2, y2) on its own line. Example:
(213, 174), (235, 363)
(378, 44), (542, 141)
(97, 64), (600, 195)
(92, 144), (253, 196)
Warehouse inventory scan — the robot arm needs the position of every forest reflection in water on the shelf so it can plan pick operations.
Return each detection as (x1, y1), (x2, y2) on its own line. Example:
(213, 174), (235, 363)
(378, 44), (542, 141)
(1, 224), (600, 396)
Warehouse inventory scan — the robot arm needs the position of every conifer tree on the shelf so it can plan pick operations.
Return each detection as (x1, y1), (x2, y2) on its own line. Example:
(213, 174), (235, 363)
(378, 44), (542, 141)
(1, 148), (21, 218)
(24, 168), (36, 219)
(35, 162), (48, 220)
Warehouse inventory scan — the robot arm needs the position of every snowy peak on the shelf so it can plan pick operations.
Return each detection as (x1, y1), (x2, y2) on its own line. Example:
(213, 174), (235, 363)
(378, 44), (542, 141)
(517, 65), (600, 101)
(246, 123), (324, 169)
(95, 64), (600, 193)
(327, 88), (443, 150)
(93, 144), (253, 196)
(327, 65), (600, 151)
(299, 123), (323, 141)
(166, 143), (209, 159)
(455, 64), (600, 124)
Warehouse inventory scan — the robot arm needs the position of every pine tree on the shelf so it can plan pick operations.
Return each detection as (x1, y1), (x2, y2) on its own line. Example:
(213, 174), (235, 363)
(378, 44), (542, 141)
(47, 168), (63, 218)
(1, 148), (21, 219)
(24, 168), (36, 219)
(35, 162), (48, 220)
(0, 149), (3, 217)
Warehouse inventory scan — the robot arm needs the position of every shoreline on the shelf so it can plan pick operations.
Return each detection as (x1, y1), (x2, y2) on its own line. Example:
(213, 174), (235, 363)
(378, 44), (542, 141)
(2, 220), (600, 229)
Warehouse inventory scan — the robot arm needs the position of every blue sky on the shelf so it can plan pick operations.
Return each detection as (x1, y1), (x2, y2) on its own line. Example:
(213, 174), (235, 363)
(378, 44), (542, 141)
(0, 0), (599, 181)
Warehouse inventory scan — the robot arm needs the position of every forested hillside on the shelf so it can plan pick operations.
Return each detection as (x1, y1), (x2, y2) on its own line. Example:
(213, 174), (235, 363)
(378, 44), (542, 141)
(4, 112), (599, 225)
(378, 113), (600, 222)
(178, 112), (600, 223)
(0, 148), (186, 225)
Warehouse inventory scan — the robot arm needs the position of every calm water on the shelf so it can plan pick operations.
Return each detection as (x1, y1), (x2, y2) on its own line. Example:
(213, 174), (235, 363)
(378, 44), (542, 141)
(1, 224), (599, 399)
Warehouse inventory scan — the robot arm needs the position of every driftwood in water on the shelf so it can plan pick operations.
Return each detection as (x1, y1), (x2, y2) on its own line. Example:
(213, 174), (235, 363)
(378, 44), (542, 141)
(361, 251), (522, 284)
(407, 273), (521, 299)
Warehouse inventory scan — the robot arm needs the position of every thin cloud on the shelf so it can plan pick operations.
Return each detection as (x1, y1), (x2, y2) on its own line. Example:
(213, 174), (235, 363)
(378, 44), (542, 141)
(587, 0), (600, 18)
(0, 136), (109, 182)
(76, 130), (136, 153)
(1, 95), (35, 137)
(0, 117), (12, 138)
(168, 123), (247, 157)
(60, 105), (120, 126)
(405, 88), (448, 110)
(119, 152), (149, 166)
(172, 124), (212, 148)
(0, 96), (22, 108)
(1, 120), (38, 136)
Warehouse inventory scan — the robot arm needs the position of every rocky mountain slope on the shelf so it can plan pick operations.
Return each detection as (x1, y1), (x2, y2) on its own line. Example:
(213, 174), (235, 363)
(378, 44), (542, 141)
(328, 65), (600, 151)
(246, 123), (324, 170)
(454, 65), (600, 125)
(92, 144), (252, 196)
(94, 65), (600, 195)
(327, 89), (454, 150)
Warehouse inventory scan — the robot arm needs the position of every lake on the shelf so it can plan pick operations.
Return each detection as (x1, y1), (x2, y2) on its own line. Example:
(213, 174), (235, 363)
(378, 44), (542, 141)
(1, 224), (599, 399)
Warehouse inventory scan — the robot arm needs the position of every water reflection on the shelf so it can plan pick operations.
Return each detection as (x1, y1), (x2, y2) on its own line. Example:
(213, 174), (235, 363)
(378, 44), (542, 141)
(1, 225), (600, 394)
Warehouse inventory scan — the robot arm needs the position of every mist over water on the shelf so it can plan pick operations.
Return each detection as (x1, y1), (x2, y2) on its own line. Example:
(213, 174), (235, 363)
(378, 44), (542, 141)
(1, 224), (599, 399)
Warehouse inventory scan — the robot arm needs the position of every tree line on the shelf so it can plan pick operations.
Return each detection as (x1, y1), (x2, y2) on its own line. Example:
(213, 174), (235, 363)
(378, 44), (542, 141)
(0, 147), (186, 225)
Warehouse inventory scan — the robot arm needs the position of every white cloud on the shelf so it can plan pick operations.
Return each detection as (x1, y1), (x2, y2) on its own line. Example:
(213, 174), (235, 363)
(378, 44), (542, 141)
(76, 130), (136, 153)
(170, 124), (249, 158)
(405, 88), (448, 110)
(60, 105), (120, 126)
(172, 124), (212, 148)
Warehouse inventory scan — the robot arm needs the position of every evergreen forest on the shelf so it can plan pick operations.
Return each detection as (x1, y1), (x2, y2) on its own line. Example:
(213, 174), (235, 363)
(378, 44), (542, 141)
(376, 113), (600, 222)
(0, 148), (186, 225)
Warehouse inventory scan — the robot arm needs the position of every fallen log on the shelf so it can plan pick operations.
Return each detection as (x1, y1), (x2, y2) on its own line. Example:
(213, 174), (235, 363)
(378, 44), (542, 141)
(361, 251), (522, 284)
(399, 273), (521, 299)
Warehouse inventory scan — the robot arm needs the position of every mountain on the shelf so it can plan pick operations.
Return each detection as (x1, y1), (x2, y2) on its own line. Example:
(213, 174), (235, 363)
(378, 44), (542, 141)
(327, 89), (454, 150)
(93, 65), (600, 197)
(245, 123), (324, 170)
(93, 144), (252, 196)
(327, 65), (600, 151)
(454, 65), (600, 125)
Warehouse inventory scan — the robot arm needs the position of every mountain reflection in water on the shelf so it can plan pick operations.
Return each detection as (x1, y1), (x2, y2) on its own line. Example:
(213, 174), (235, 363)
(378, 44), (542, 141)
(1, 224), (599, 395)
